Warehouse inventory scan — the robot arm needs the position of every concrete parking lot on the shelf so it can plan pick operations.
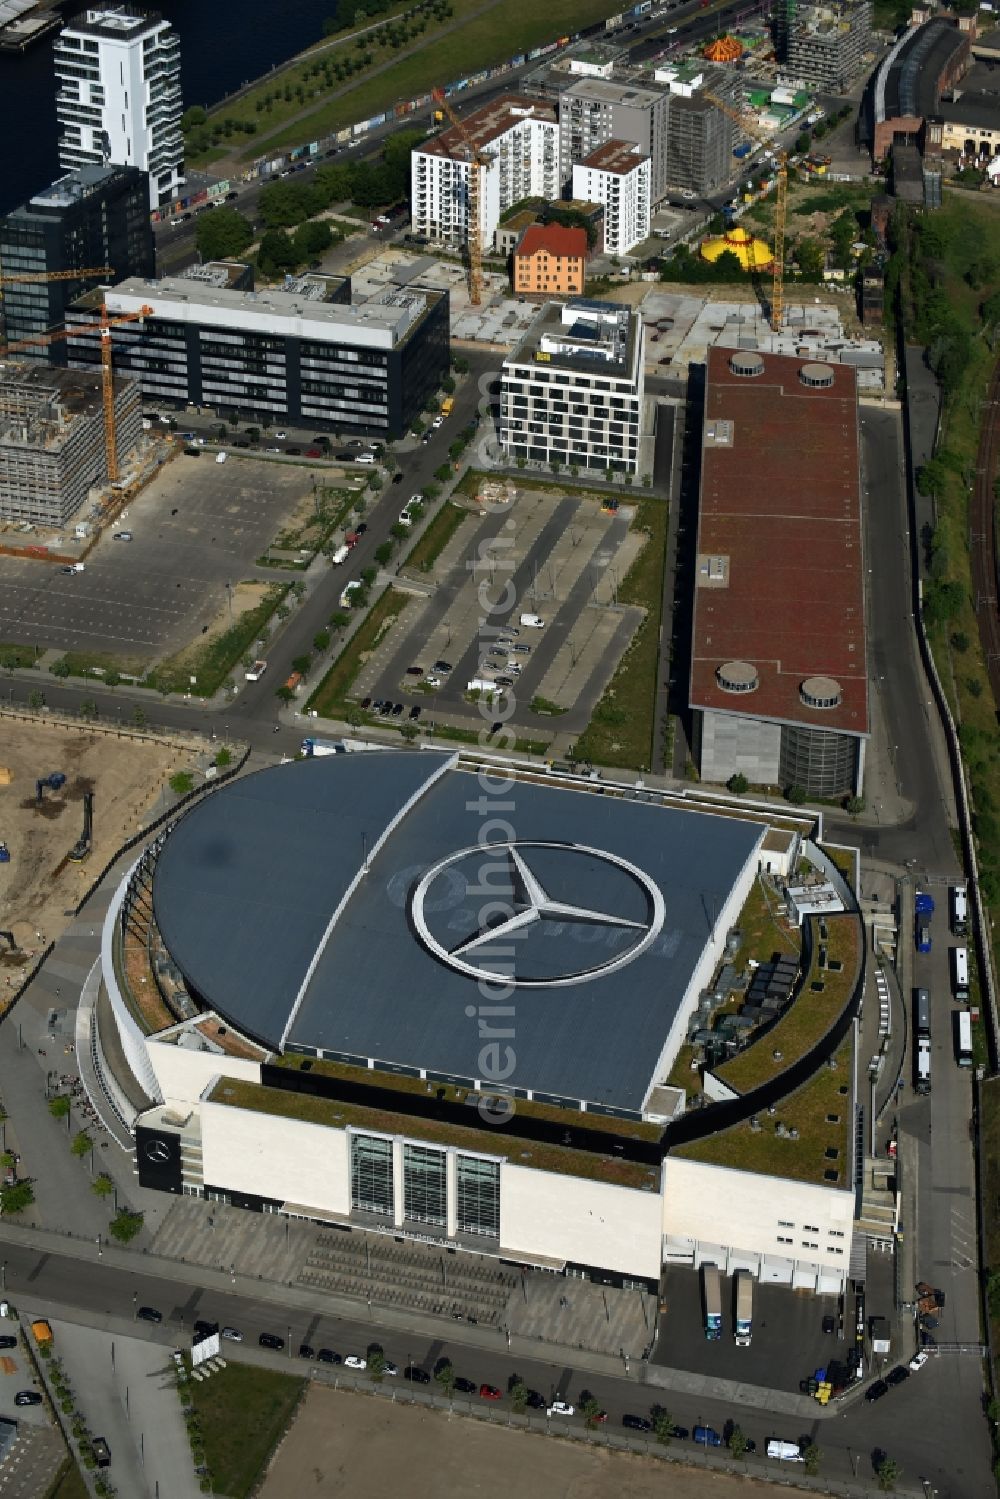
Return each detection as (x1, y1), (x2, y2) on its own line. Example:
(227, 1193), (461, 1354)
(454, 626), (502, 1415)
(356, 487), (646, 737)
(0, 453), (312, 662)
(653, 1267), (845, 1396)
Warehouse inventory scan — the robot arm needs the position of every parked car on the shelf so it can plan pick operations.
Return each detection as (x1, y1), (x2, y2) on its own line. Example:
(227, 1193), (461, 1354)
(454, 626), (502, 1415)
(355, 522), (368, 535)
(908, 1350), (930, 1372)
(193, 1320), (218, 1340)
(865, 1379), (889, 1403)
(391, 703), (403, 717)
(15, 1391), (41, 1407)
(453, 1377), (476, 1394)
(221, 1327), (243, 1342)
(693, 1425), (722, 1447)
(317, 1348), (341, 1364)
(307, 447), (323, 457)
(433, 660), (453, 673)
(113, 530), (132, 541)
(480, 1384), (503, 1401)
(887, 1365), (910, 1387)
(392, 471), (404, 483)
(345, 1355), (367, 1370)
(408, 705), (421, 721)
(404, 1366), (430, 1383)
(671, 1425), (690, 1441)
(822, 1315), (836, 1335)
(136, 1307), (162, 1324)
(623, 1414), (652, 1432)
(0, 1336), (16, 1350)
(405, 665), (423, 676)
(525, 1390), (545, 1409)
(299, 1344), (315, 1360)
(547, 1400), (574, 1417)
(258, 1332), (284, 1351)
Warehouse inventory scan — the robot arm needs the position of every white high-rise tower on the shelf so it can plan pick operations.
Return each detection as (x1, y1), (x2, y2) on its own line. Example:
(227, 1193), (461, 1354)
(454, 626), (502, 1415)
(54, 7), (184, 211)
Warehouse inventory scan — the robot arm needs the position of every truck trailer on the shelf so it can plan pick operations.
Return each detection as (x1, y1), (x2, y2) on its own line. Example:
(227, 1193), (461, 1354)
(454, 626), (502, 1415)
(702, 1263), (722, 1340)
(734, 1269), (753, 1345)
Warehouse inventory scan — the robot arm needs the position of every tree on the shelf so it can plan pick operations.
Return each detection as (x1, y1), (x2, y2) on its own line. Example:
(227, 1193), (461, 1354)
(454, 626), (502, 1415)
(214, 746), (232, 768)
(508, 1378), (528, 1412)
(91, 1173), (114, 1200)
(399, 722), (419, 742)
(195, 206), (254, 262)
(293, 220), (334, 260)
(169, 771), (194, 794)
(877, 1456), (901, 1491)
(257, 228), (300, 277)
(329, 612), (349, 630)
(366, 1344), (386, 1382)
(291, 655), (311, 676)
(313, 630), (331, 652)
(844, 793), (864, 816)
(79, 699), (98, 721)
(27, 690), (44, 710)
(803, 1443), (821, 1475)
(131, 705), (147, 728)
(374, 542), (393, 565)
(728, 1424), (748, 1458)
(71, 1130), (92, 1160)
(786, 783), (807, 805)
(651, 1405), (674, 1444)
(109, 1208), (144, 1244)
(727, 772), (749, 794)
(0, 1180), (33, 1214)
(795, 131), (811, 153)
(50, 658), (71, 678)
(580, 1394), (603, 1430)
(275, 685), (295, 703)
(49, 1095), (71, 1122)
(794, 236), (826, 280)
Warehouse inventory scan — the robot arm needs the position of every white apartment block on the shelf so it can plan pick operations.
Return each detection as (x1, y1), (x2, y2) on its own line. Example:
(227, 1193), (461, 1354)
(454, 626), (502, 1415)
(572, 141), (650, 255)
(54, 6), (183, 210)
(500, 299), (646, 477)
(411, 95), (558, 249)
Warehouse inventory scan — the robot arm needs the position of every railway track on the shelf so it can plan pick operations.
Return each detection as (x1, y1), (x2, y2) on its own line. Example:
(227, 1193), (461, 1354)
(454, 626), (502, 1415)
(970, 359), (1000, 709)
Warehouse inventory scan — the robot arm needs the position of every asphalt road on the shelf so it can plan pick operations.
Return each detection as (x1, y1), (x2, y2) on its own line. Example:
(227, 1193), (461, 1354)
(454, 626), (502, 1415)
(0, 1234), (965, 1492)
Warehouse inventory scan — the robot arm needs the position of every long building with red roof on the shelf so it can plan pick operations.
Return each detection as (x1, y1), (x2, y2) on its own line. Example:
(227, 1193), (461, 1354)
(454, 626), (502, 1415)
(689, 347), (868, 798)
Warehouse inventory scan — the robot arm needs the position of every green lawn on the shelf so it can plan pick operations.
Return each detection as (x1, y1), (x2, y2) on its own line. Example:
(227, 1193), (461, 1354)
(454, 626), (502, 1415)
(715, 915), (862, 1093)
(146, 584), (290, 698)
(573, 498), (669, 770)
(50, 649), (149, 682)
(673, 1036), (852, 1187)
(242, 0), (640, 159)
(306, 586), (411, 718)
(188, 1363), (305, 1499)
(403, 500), (472, 573)
(0, 642), (44, 670)
(44, 1460), (89, 1499)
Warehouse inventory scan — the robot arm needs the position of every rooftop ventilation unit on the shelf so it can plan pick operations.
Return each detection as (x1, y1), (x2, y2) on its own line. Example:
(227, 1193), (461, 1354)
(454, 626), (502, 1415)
(716, 660), (759, 694)
(729, 352), (764, 377)
(800, 675), (843, 709)
(799, 361), (835, 388)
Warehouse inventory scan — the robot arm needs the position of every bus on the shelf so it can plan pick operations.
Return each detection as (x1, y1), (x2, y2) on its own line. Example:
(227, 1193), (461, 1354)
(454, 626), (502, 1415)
(914, 987), (931, 1038)
(950, 884), (968, 937)
(951, 946), (969, 1004)
(915, 1037), (931, 1095)
(956, 1010), (973, 1068)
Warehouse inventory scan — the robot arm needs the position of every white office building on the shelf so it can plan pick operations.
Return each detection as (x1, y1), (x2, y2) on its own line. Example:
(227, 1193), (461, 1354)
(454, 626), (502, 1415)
(54, 6), (184, 210)
(411, 95), (559, 250)
(572, 141), (651, 255)
(500, 298), (646, 476)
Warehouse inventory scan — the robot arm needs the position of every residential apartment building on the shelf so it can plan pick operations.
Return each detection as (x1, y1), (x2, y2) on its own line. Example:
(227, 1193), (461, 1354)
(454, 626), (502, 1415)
(64, 266), (449, 439)
(559, 78), (670, 202)
(500, 299), (645, 476)
(0, 363), (140, 526)
(653, 63), (743, 198)
(787, 0), (872, 94)
(411, 96), (558, 249)
(0, 164), (153, 361)
(512, 223), (588, 297)
(571, 141), (650, 255)
(54, 6), (183, 210)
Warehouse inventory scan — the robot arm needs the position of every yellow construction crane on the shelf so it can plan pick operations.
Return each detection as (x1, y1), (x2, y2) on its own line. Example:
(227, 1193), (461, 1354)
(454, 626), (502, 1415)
(0, 267), (113, 285)
(704, 90), (787, 333)
(1, 302), (154, 483)
(431, 87), (487, 306)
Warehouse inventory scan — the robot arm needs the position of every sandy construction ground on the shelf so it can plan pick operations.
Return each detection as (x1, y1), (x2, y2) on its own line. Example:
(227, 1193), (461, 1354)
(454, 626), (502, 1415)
(0, 715), (186, 963)
(260, 1385), (793, 1499)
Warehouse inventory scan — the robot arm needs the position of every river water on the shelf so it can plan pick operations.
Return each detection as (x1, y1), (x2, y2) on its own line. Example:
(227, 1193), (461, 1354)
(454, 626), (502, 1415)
(0, 0), (334, 213)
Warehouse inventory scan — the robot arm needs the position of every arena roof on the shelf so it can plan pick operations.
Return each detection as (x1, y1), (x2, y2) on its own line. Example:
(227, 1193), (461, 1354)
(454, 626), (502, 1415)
(152, 754), (765, 1112)
(689, 346), (868, 739)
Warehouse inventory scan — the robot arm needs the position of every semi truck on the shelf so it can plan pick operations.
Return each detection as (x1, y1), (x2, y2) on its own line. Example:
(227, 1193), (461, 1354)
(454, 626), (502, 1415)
(702, 1263), (722, 1340)
(734, 1269), (753, 1346)
(300, 738), (345, 757)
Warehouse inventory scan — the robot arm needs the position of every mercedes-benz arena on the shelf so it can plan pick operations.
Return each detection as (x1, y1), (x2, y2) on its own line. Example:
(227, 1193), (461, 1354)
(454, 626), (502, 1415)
(97, 752), (852, 1289)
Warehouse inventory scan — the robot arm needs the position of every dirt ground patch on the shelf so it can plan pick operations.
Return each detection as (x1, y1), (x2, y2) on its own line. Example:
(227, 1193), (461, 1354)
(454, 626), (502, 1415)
(0, 716), (184, 960)
(260, 1385), (793, 1499)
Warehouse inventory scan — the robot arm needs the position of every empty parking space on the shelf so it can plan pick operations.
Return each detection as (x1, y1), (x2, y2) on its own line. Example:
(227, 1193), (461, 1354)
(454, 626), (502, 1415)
(355, 487), (646, 735)
(0, 454), (311, 660)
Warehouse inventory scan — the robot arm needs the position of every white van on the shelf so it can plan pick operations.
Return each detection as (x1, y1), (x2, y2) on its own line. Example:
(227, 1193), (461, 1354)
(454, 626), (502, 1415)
(519, 613), (545, 628)
(766, 1441), (803, 1462)
(332, 544), (350, 565)
(216, 451), (227, 464)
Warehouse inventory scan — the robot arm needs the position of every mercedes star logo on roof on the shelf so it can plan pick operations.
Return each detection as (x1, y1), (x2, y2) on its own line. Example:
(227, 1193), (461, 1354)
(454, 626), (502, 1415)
(410, 841), (665, 988)
(144, 1138), (171, 1164)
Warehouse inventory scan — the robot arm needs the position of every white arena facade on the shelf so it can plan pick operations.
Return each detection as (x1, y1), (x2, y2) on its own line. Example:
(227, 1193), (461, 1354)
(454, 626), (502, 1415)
(95, 751), (862, 1294)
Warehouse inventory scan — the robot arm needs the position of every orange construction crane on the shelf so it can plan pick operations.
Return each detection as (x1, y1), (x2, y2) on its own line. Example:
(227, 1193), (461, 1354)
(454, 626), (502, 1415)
(431, 87), (487, 305)
(704, 90), (787, 333)
(1, 303), (154, 483)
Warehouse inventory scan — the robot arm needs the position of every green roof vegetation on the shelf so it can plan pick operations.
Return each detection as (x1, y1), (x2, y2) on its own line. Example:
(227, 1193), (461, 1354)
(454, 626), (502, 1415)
(673, 1036), (853, 1187)
(713, 914), (862, 1094)
(271, 1053), (661, 1141)
(211, 1077), (660, 1190)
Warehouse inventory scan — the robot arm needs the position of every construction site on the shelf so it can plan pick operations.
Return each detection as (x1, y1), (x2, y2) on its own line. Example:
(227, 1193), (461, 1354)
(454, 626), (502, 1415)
(0, 363), (141, 527)
(0, 716), (196, 988)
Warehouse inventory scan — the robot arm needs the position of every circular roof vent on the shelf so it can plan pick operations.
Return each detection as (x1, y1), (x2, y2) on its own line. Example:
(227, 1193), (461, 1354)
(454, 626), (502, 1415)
(729, 352), (764, 378)
(800, 675), (843, 710)
(799, 361), (835, 389)
(717, 660), (759, 694)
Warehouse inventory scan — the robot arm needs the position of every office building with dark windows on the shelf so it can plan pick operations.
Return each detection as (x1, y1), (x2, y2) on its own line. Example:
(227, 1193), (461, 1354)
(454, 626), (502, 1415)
(64, 266), (449, 438)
